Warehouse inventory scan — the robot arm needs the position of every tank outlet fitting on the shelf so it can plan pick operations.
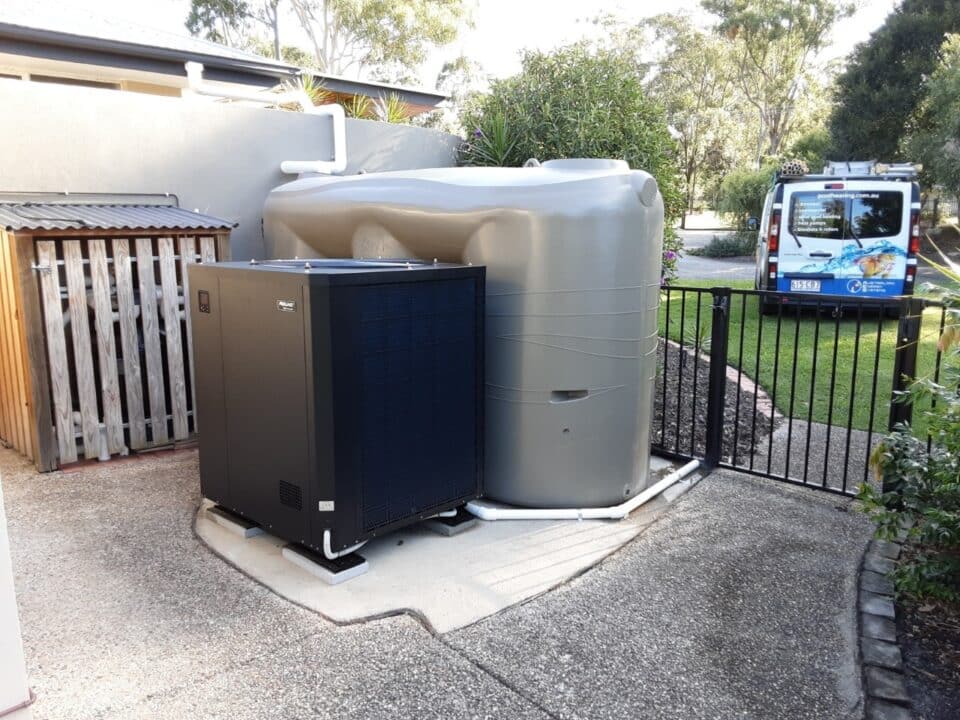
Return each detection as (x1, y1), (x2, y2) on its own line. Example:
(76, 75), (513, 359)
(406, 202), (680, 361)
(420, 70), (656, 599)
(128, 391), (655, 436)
(631, 171), (659, 207)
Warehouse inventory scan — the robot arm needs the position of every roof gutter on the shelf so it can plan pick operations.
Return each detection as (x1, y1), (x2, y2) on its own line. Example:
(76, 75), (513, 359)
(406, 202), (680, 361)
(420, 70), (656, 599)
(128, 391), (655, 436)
(0, 21), (300, 79)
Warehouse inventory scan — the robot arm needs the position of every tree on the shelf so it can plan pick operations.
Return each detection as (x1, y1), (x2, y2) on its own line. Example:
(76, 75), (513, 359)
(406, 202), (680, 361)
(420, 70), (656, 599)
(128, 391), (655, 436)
(905, 34), (960, 195)
(457, 44), (685, 278)
(186, 0), (470, 76)
(716, 162), (778, 227)
(188, 1), (281, 59)
(414, 54), (487, 133)
(787, 127), (831, 170)
(640, 14), (740, 223)
(829, 0), (960, 161)
(702, 0), (854, 165)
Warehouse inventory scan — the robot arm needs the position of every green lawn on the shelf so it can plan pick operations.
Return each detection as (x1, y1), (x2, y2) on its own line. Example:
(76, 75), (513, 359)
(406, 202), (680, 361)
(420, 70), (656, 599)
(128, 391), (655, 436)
(658, 280), (946, 435)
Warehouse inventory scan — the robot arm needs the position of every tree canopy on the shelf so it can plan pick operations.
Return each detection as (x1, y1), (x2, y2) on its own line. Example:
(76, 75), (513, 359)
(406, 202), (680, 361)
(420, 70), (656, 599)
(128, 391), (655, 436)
(905, 34), (960, 194)
(828, 0), (960, 161)
(702, 0), (854, 164)
(640, 13), (738, 215)
(186, 0), (470, 78)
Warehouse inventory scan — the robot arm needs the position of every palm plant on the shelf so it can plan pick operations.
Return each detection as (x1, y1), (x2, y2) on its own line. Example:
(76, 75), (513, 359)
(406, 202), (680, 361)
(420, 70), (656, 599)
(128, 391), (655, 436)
(458, 112), (517, 167)
(373, 93), (411, 124)
(343, 94), (373, 119)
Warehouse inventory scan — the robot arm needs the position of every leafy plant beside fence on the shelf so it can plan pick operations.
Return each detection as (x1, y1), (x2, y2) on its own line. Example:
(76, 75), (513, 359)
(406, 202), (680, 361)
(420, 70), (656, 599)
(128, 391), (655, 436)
(860, 265), (960, 602)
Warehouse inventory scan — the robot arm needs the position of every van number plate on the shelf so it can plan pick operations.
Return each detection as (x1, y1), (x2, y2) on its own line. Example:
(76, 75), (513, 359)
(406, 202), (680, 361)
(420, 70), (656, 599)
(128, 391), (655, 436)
(790, 279), (821, 292)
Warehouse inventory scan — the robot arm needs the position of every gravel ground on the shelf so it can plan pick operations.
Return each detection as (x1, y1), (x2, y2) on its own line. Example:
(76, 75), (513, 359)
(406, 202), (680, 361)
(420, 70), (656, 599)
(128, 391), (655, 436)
(654, 340), (777, 460)
(2, 448), (874, 720)
(449, 470), (874, 720)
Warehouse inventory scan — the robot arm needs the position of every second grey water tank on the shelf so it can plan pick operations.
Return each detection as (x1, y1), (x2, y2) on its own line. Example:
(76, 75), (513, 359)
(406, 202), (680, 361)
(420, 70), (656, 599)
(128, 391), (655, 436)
(263, 159), (663, 508)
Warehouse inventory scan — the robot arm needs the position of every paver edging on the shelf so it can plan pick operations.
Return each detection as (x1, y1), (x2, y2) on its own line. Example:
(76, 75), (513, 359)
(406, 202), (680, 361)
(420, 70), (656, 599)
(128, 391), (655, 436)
(858, 536), (912, 720)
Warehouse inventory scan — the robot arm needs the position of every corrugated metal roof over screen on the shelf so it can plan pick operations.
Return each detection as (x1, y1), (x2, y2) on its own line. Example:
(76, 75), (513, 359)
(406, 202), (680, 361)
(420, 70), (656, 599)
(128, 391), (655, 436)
(0, 204), (235, 232)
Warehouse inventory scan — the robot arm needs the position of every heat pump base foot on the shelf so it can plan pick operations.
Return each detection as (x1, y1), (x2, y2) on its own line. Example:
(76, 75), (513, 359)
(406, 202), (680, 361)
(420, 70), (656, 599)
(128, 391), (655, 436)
(424, 506), (477, 537)
(207, 504), (264, 539)
(282, 544), (368, 585)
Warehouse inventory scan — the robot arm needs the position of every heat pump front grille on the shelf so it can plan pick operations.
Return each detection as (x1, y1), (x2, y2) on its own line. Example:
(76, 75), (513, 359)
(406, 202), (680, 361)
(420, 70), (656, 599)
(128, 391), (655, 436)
(355, 278), (480, 532)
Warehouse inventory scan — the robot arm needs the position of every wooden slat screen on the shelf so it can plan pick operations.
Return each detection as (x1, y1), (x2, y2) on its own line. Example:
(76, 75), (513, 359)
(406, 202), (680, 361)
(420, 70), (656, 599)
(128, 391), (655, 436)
(24, 232), (228, 465)
(0, 231), (33, 461)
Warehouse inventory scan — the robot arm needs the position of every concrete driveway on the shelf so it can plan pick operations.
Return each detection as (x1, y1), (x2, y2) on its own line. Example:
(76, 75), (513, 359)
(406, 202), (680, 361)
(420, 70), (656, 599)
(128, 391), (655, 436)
(676, 228), (755, 283)
(1, 448), (873, 719)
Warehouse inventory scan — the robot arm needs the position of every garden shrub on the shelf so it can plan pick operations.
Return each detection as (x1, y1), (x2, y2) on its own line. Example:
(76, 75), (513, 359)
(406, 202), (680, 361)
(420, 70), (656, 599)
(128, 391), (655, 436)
(457, 43), (684, 280)
(716, 163), (778, 228)
(860, 260), (960, 602)
(688, 230), (757, 258)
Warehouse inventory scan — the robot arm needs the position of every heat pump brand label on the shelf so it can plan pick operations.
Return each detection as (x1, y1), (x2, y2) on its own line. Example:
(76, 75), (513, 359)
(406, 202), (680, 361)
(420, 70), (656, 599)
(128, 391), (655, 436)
(277, 300), (297, 312)
(318, 501), (335, 512)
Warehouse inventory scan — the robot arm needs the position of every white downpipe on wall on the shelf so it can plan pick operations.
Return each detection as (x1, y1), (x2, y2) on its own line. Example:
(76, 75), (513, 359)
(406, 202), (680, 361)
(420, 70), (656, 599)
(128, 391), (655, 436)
(465, 459), (701, 522)
(278, 101), (347, 176)
(183, 62), (347, 176)
(0, 479), (33, 719)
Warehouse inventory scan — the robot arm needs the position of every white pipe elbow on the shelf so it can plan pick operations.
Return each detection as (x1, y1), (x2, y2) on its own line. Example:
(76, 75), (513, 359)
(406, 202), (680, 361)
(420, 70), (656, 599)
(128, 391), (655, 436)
(322, 529), (367, 560)
(464, 459), (700, 522)
(280, 102), (348, 176)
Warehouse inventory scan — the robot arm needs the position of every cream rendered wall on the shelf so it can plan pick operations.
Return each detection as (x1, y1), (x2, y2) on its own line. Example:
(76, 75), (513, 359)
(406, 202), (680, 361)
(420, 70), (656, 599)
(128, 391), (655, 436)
(0, 79), (460, 259)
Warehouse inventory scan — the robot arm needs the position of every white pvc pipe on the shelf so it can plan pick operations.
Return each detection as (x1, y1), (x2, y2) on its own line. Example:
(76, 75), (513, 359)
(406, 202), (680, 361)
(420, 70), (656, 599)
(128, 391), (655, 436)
(279, 102), (347, 176)
(183, 62), (347, 176)
(465, 459), (701, 521)
(185, 61), (305, 106)
(322, 529), (367, 560)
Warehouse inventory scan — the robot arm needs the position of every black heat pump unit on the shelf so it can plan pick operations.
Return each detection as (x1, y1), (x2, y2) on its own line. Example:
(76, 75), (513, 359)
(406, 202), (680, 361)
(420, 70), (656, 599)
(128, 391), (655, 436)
(189, 259), (484, 558)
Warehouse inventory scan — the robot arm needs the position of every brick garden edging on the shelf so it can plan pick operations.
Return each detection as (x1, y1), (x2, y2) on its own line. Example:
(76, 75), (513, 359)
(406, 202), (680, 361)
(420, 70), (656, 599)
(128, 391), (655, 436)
(859, 537), (912, 720)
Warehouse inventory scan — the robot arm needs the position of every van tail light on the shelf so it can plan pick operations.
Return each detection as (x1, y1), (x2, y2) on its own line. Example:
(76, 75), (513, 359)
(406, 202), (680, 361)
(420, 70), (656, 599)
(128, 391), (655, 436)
(768, 209), (781, 252)
(908, 210), (921, 255)
(768, 260), (778, 282)
(905, 267), (916, 286)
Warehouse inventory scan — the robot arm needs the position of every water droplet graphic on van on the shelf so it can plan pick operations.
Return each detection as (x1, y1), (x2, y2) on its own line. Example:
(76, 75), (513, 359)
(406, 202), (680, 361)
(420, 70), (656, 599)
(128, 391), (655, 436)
(798, 239), (907, 274)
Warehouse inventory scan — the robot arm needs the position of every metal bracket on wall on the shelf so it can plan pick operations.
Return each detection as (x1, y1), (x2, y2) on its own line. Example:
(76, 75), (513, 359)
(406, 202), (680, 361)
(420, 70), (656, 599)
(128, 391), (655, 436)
(30, 263), (51, 273)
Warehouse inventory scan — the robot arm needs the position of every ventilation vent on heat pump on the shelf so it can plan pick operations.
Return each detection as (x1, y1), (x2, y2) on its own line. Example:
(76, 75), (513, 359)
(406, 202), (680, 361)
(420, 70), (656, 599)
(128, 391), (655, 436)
(278, 480), (303, 510)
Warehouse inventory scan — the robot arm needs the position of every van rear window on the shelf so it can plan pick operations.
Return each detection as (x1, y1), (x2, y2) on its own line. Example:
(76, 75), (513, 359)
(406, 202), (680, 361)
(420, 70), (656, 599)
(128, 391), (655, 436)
(788, 191), (903, 240)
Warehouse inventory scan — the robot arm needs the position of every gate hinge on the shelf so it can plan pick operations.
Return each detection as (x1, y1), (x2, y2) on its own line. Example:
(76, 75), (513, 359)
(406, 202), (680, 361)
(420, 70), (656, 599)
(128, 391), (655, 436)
(31, 263), (52, 274)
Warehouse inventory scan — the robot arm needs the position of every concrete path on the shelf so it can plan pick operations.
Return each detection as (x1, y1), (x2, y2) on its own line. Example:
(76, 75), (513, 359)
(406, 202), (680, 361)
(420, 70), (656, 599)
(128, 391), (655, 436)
(1, 448), (874, 720)
(747, 419), (880, 494)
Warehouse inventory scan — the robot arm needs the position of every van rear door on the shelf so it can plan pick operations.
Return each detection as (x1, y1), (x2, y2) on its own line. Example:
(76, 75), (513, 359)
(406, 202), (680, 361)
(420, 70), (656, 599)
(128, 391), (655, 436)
(778, 181), (909, 298)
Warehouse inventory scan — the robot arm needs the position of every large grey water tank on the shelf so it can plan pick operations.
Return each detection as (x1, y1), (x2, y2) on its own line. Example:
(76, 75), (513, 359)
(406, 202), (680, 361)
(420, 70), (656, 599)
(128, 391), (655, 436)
(263, 159), (663, 508)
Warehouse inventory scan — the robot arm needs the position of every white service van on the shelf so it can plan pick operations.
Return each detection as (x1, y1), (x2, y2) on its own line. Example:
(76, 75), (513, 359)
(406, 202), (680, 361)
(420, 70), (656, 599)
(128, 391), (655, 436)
(755, 161), (921, 307)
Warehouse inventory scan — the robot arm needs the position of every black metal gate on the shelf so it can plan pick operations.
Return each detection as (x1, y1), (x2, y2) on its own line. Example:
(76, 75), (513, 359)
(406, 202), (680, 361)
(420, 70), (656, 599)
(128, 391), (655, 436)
(653, 287), (948, 496)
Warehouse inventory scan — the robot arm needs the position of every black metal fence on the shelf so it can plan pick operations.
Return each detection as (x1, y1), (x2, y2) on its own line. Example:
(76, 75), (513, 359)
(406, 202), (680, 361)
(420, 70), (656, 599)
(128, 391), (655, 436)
(653, 287), (949, 496)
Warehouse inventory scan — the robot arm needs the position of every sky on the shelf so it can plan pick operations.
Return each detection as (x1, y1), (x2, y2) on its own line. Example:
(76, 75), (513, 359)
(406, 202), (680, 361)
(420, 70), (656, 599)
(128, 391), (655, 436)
(6, 0), (902, 89)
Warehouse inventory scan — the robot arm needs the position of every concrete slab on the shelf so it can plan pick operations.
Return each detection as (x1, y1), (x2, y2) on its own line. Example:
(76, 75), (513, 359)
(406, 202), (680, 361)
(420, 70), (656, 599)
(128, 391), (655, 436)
(195, 457), (694, 633)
